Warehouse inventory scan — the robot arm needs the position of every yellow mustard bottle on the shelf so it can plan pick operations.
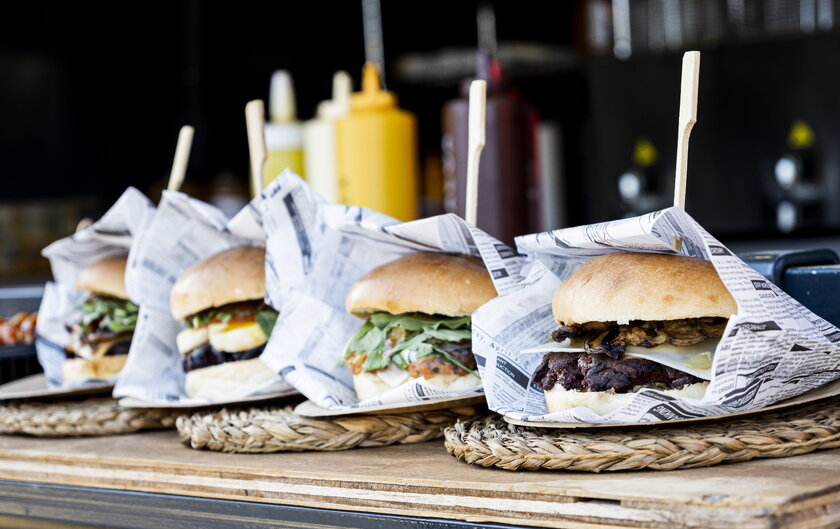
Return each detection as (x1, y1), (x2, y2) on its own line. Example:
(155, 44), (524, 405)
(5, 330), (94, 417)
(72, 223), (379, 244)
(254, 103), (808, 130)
(336, 63), (418, 221)
(263, 70), (304, 188)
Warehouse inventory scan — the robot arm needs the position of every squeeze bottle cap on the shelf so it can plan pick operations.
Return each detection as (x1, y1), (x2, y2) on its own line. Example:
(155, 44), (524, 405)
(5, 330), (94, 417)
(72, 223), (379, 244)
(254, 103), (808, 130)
(317, 71), (352, 119)
(265, 122), (302, 150)
(269, 70), (297, 123)
(351, 62), (397, 111)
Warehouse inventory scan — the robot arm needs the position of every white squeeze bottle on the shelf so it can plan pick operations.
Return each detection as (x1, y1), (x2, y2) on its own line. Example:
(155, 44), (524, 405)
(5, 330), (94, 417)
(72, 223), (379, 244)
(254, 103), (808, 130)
(302, 71), (351, 203)
(263, 70), (304, 187)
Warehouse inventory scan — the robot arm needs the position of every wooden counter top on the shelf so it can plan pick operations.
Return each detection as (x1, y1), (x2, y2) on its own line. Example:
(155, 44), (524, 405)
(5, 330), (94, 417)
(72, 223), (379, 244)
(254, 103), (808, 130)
(0, 431), (838, 528)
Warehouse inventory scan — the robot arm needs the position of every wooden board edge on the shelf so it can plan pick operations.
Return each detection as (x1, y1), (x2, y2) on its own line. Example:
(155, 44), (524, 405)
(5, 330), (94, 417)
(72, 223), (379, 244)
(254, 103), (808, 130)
(0, 439), (781, 510)
(0, 459), (780, 529)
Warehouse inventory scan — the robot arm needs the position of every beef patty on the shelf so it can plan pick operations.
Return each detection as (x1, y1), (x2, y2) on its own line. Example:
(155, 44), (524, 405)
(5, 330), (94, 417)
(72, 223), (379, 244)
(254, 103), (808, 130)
(182, 343), (265, 373)
(534, 351), (703, 393)
(65, 340), (131, 360)
(407, 341), (476, 378)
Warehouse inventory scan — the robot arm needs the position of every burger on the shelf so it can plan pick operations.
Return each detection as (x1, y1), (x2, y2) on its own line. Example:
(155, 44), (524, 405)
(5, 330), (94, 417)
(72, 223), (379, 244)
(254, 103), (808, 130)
(343, 252), (497, 401)
(532, 252), (737, 416)
(169, 246), (279, 400)
(64, 255), (137, 383)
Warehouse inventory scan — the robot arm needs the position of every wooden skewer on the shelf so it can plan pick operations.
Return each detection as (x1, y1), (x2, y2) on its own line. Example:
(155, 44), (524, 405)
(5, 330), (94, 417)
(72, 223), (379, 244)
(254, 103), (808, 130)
(167, 125), (195, 192)
(465, 80), (487, 226)
(672, 51), (700, 252)
(75, 218), (93, 233)
(245, 100), (268, 195)
(673, 51), (700, 210)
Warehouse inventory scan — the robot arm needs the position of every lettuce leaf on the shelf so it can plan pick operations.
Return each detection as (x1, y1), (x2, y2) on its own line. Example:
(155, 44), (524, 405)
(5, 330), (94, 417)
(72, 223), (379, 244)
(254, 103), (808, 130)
(256, 310), (279, 338)
(344, 312), (474, 375)
(79, 297), (139, 334)
(368, 313), (471, 332)
(424, 327), (471, 342)
(188, 303), (276, 332)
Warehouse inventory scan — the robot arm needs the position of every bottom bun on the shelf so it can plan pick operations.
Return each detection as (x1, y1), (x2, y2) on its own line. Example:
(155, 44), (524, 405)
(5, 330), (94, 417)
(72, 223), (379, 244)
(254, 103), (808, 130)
(62, 355), (128, 383)
(353, 371), (481, 402)
(544, 382), (709, 416)
(185, 358), (278, 400)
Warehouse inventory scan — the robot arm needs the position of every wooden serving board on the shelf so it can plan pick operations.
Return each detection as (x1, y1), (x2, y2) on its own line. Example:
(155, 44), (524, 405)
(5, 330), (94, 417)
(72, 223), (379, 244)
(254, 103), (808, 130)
(0, 431), (838, 528)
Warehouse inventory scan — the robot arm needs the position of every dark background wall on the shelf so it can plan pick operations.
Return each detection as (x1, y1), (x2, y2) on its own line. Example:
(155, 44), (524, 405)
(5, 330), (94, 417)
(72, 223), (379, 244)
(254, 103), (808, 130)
(0, 0), (577, 204)
(2, 0), (840, 253)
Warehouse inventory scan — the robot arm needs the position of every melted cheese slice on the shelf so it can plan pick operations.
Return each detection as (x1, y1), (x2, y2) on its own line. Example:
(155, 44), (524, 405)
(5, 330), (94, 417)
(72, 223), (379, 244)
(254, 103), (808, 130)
(520, 340), (587, 354)
(520, 338), (718, 380)
(376, 362), (410, 387)
(93, 338), (128, 358)
(624, 340), (716, 380)
(177, 327), (209, 356)
(70, 337), (130, 360)
(208, 321), (268, 353)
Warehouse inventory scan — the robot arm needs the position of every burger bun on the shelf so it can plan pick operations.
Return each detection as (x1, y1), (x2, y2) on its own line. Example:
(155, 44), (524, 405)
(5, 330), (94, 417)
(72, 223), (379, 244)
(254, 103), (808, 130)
(170, 246), (266, 321)
(552, 253), (737, 325)
(353, 370), (481, 402)
(544, 382), (709, 416)
(62, 355), (128, 383)
(184, 358), (279, 401)
(76, 256), (129, 299)
(346, 252), (497, 318)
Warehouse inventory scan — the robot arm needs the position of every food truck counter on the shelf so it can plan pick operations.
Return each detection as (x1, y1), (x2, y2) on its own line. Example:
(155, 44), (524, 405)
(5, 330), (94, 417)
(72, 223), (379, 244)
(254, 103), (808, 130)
(0, 430), (838, 529)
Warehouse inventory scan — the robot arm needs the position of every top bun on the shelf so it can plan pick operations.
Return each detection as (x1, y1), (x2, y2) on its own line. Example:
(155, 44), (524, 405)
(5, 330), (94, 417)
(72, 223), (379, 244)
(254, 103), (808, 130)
(76, 255), (129, 299)
(552, 253), (737, 324)
(170, 246), (266, 321)
(346, 252), (497, 318)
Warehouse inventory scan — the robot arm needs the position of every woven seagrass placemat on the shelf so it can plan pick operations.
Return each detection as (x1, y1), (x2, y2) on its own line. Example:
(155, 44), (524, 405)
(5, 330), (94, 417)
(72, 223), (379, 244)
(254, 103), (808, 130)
(177, 405), (482, 452)
(0, 398), (181, 437)
(444, 397), (840, 472)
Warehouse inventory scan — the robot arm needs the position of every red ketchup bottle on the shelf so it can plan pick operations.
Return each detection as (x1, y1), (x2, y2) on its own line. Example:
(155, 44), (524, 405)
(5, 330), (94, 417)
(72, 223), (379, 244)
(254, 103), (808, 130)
(441, 53), (535, 245)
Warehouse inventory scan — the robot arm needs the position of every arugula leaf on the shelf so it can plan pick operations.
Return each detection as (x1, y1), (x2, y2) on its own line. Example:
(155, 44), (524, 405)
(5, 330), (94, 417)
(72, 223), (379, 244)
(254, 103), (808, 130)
(386, 315), (432, 332)
(368, 313), (471, 333)
(430, 344), (476, 375)
(255, 310), (279, 338)
(343, 311), (474, 374)
(78, 297), (139, 334)
(368, 312), (398, 328)
(424, 327), (471, 342)
(346, 320), (373, 343)
(189, 310), (217, 328)
(391, 353), (410, 370)
(193, 311), (223, 327)
(431, 316), (471, 330)
(355, 326), (386, 355)
(187, 302), (272, 329)
(103, 313), (137, 332)
(344, 321), (376, 359)
(363, 350), (390, 371)
(411, 341), (436, 357)
(390, 332), (432, 356)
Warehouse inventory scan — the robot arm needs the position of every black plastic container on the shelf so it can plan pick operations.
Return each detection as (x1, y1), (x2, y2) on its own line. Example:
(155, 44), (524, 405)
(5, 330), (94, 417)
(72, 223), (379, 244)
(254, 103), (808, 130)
(0, 285), (44, 384)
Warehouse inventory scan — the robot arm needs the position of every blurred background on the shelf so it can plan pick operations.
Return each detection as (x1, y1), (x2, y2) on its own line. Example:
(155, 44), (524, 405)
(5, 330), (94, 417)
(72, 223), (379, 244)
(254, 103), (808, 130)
(3, 0), (840, 281)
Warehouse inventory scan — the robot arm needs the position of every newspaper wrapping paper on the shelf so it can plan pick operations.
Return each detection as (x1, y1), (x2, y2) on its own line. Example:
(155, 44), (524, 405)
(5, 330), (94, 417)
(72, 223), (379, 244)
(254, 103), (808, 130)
(472, 206), (840, 424)
(36, 187), (155, 388)
(113, 188), (293, 403)
(257, 173), (523, 410)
